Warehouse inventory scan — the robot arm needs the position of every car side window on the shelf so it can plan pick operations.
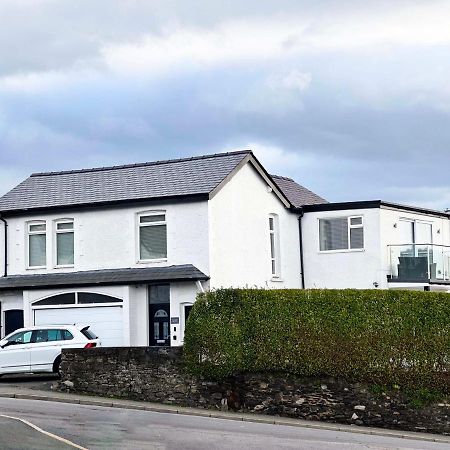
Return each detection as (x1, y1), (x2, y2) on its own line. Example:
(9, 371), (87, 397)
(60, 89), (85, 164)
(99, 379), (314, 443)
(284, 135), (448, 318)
(47, 329), (68, 341)
(62, 330), (74, 340)
(34, 329), (49, 343)
(8, 331), (32, 345)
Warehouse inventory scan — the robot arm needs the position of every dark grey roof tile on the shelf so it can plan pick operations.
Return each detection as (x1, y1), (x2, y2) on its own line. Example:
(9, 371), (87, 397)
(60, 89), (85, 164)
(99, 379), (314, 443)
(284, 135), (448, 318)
(0, 151), (250, 213)
(271, 175), (327, 207)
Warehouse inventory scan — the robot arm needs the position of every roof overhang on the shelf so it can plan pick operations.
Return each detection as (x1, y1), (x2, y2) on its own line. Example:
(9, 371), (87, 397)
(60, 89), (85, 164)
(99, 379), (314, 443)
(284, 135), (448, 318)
(301, 200), (450, 219)
(0, 193), (210, 218)
(0, 265), (209, 291)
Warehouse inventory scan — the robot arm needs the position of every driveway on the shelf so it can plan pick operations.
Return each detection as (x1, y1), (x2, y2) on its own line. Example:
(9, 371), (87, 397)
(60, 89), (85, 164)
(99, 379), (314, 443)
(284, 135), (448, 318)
(0, 374), (59, 392)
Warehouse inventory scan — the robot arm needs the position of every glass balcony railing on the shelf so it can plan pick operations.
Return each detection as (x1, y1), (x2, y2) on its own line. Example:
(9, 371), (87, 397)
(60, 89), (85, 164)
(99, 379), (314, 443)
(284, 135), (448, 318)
(388, 244), (450, 283)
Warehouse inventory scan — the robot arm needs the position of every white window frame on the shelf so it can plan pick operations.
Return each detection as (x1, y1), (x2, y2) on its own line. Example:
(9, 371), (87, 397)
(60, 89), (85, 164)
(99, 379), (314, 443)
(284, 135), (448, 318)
(269, 214), (281, 278)
(137, 211), (168, 263)
(54, 219), (75, 268)
(26, 220), (47, 269)
(318, 215), (365, 253)
(398, 218), (433, 245)
(180, 302), (194, 343)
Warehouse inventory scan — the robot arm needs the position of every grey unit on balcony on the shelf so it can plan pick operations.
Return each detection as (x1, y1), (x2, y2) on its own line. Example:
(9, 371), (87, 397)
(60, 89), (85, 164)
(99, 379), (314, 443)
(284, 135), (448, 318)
(388, 244), (450, 284)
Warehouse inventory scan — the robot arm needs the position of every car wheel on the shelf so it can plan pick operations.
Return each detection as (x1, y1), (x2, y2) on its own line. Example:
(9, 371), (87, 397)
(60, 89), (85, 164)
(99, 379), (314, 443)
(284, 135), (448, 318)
(53, 355), (62, 376)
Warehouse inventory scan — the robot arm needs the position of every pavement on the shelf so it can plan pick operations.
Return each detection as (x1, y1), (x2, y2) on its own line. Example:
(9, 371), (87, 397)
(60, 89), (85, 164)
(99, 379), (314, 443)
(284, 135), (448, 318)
(0, 374), (449, 449)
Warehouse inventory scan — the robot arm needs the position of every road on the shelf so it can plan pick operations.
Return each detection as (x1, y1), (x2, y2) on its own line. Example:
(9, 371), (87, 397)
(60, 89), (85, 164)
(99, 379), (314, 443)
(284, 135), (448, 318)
(0, 397), (448, 450)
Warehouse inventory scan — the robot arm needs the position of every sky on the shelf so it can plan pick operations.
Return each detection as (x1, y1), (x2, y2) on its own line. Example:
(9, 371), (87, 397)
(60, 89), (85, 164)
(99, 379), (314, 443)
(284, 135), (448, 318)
(1, 0), (450, 210)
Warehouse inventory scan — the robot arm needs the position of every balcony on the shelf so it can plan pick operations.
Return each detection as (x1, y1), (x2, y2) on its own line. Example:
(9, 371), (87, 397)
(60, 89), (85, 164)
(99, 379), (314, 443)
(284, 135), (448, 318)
(388, 244), (450, 283)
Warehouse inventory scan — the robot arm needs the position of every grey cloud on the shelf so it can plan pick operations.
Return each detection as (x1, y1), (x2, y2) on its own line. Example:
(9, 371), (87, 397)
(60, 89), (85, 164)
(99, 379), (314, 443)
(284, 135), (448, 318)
(0, 0), (449, 210)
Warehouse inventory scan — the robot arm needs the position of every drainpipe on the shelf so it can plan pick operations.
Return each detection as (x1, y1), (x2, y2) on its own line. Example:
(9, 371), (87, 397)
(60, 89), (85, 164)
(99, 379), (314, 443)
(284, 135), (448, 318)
(0, 216), (7, 277)
(297, 210), (305, 289)
(195, 280), (205, 293)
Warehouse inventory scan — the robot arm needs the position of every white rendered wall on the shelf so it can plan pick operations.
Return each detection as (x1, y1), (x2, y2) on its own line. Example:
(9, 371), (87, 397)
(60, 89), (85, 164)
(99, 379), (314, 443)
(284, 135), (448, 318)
(5, 200), (210, 277)
(0, 220), (5, 276)
(208, 162), (301, 289)
(302, 208), (383, 289)
(170, 282), (201, 346)
(128, 285), (148, 346)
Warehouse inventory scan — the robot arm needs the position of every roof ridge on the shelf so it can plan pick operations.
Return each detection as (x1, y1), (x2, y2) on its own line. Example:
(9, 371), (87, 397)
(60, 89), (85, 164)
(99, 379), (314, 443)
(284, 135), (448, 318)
(30, 150), (253, 177)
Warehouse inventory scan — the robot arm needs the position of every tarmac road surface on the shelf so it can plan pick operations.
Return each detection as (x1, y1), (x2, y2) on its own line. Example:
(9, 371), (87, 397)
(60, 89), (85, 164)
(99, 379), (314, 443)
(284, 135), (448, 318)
(0, 397), (449, 450)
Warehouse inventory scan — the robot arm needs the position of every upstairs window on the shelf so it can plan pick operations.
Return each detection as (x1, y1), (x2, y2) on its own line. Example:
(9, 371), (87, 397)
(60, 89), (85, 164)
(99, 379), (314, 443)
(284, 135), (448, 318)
(319, 216), (364, 251)
(55, 220), (74, 266)
(28, 221), (46, 268)
(269, 214), (281, 277)
(139, 213), (167, 260)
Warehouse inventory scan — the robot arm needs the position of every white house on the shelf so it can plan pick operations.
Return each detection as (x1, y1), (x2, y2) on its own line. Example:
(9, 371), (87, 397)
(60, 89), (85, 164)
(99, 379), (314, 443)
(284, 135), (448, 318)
(0, 150), (448, 347)
(0, 151), (325, 346)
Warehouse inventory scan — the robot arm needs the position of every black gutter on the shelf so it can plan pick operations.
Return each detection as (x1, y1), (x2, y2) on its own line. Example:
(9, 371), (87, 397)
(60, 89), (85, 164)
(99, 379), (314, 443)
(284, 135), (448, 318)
(302, 200), (450, 219)
(297, 210), (305, 289)
(0, 216), (7, 276)
(0, 193), (210, 218)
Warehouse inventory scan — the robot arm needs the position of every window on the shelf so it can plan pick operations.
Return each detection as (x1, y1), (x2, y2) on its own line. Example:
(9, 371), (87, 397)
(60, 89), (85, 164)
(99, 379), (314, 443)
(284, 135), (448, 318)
(33, 292), (122, 306)
(77, 293), (122, 304)
(33, 293), (76, 306)
(184, 305), (193, 324)
(62, 330), (74, 340)
(33, 329), (73, 342)
(398, 219), (433, 258)
(139, 213), (167, 260)
(319, 216), (364, 251)
(6, 330), (32, 345)
(269, 214), (281, 277)
(149, 285), (170, 304)
(28, 222), (46, 268)
(55, 220), (74, 266)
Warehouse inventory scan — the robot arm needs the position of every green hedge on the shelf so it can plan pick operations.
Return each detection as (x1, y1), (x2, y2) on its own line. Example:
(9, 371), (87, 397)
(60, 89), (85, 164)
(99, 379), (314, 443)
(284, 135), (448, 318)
(183, 289), (450, 391)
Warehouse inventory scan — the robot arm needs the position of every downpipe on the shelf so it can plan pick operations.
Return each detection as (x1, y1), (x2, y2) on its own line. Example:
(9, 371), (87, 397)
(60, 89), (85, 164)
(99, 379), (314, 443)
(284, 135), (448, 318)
(0, 216), (7, 277)
(297, 210), (305, 289)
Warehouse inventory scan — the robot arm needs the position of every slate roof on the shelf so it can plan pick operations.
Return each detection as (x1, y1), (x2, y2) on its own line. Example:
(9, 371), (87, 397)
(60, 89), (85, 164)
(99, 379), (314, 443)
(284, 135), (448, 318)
(0, 151), (251, 213)
(0, 265), (208, 290)
(0, 149), (327, 213)
(271, 175), (327, 208)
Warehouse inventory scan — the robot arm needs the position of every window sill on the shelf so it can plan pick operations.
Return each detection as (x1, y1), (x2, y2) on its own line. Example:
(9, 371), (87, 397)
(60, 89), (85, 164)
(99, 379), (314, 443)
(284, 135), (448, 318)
(137, 258), (168, 264)
(270, 277), (284, 282)
(318, 249), (365, 254)
(26, 266), (47, 270)
(54, 265), (75, 269)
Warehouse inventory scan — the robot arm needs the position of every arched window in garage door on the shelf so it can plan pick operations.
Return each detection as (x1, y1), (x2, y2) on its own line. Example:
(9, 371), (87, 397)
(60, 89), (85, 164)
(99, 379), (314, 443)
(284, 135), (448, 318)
(33, 292), (122, 306)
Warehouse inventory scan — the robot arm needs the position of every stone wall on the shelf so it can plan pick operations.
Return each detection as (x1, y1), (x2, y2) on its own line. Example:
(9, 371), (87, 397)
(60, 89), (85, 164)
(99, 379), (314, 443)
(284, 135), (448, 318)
(59, 347), (450, 435)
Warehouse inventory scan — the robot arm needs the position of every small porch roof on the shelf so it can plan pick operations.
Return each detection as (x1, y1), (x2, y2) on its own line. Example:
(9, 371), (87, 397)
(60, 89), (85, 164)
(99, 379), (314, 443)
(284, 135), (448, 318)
(0, 265), (209, 291)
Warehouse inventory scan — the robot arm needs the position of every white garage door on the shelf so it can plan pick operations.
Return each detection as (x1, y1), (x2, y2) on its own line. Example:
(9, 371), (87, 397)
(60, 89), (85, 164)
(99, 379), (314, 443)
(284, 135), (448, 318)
(34, 306), (123, 347)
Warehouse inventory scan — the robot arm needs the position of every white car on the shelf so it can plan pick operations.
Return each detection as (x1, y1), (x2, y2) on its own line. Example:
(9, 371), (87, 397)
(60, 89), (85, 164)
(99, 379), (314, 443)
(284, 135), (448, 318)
(0, 324), (101, 376)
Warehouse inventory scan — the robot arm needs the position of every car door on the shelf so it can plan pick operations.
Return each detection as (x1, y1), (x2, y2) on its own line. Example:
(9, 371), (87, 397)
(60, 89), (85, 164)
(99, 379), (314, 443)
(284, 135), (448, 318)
(30, 329), (63, 373)
(0, 330), (32, 374)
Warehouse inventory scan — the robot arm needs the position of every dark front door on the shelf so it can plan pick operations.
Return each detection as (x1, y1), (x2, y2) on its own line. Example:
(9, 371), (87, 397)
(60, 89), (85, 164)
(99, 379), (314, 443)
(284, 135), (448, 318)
(149, 303), (170, 346)
(5, 309), (24, 336)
